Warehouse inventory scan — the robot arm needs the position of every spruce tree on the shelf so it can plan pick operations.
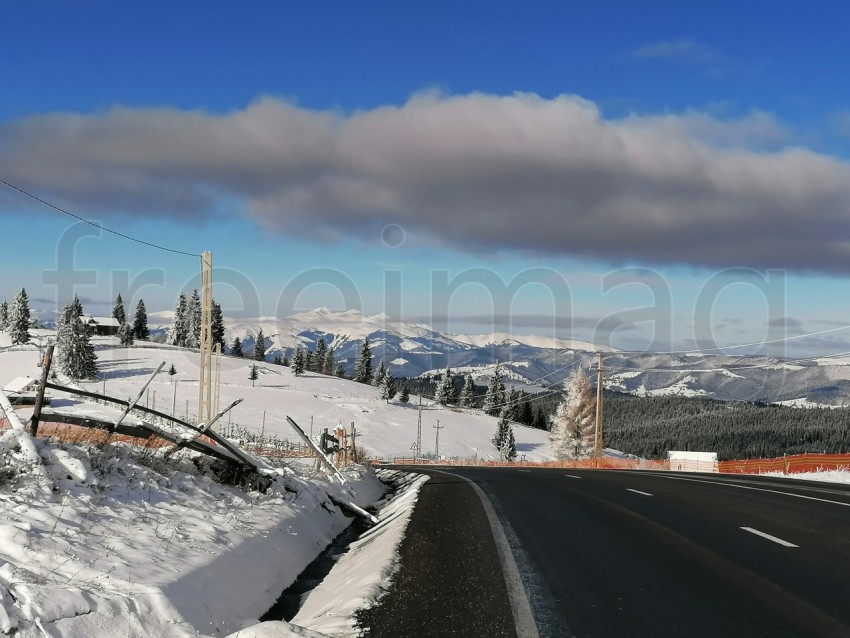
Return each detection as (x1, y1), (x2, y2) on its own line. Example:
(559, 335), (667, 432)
(505, 386), (519, 421)
(335, 363), (346, 378)
(550, 368), (597, 459)
(0, 300), (8, 331)
(315, 338), (327, 373)
(353, 338), (373, 384)
(249, 363), (259, 387)
(132, 299), (149, 340)
(493, 405), (509, 454)
(293, 345), (305, 375)
(112, 293), (126, 325)
(211, 300), (226, 352)
(533, 407), (548, 430)
(503, 423), (517, 461)
(282, 351), (290, 367)
(166, 294), (187, 346)
(186, 289), (201, 348)
(434, 367), (455, 405)
(168, 363), (177, 377)
(399, 384), (410, 403)
(323, 346), (335, 375)
(483, 364), (504, 416)
(305, 349), (314, 372)
(56, 296), (98, 380)
(379, 370), (397, 402)
(231, 336), (243, 357)
(460, 374), (477, 408)
(9, 288), (31, 345)
(373, 360), (387, 387)
(118, 322), (134, 346)
(254, 328), (266, 361)
(519, 395), (534, 426)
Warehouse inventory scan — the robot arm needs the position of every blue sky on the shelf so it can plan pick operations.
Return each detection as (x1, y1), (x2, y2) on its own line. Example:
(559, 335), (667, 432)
(2, 1), (850, 355)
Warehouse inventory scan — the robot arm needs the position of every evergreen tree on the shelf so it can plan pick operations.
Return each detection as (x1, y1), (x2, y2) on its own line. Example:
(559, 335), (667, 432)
(379, 370), (397, 402)
(231, 336), (243, 357)
(9, 288), (31, 345)
(166, 294), (187, 346)
(168, 363), (177, 378)
(112, 293), (126, 325)
(315, 338), (327, 373)
(505, 386), (520, 421)
(282, 351), (290, 367)
(353, 338), (373, 384)
(305, 349), (315, 373)
(503, 423), (517, 461)
(249, 363), (259, 387)
(0, 300), (8, 331)
(550, 368), (597, 459)
(519, 395), (534, 426)
(323, 346), (335, 375)
(335, 363), (346, 378)
(56, 296), (98, 380)
(211, 300), (226, 352)
(186, 289), (201, 348)
(533, 407), (548, 430)
(254, 328), (266, 361)
(132, 299), (149, 340)
(434, 367), (455, 405)
(118, 322), (134, 346)
(272, 354), (282, 365)
(482, 364), (504, 416)
(460, 374), (477, 408)
(293, 345), (305, 375)
(399, 384), (410, 403)
(373, 360), (387, 387)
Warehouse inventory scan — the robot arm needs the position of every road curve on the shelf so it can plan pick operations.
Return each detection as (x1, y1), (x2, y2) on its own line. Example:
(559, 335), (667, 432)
(364, 467), (850, 638)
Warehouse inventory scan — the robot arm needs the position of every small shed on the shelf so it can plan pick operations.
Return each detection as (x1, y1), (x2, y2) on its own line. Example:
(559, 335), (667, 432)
(84, 316), (121, 336)
(667, 451), (718, 473)
(2, 377), (49, 406)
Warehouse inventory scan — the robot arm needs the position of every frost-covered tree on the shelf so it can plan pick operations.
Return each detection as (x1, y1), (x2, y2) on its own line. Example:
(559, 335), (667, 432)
(314, 338), (327, 373)
(434, 367), (455, 405)
(502, 422), (517, 462)
(305, 349), (314, 373)
(186, 289), (201, 348)
(230, 336), (243, 357)
(166, 294), (188, 346)
(519, 394), (534, 426)
(482, 364), (504, 416)
(0, 300), (8, 331)
(399, 384), (410, 403)
(132, 299), (149, 340)
(211, 300), (226, 352)
(254, 328), (266, 361)
(112, 293), (126, 325)
(56, 296), (98, 380)
(550, 367), (597, 459)
(353, 338), (373, 384)
(379, 370), (397, 402)
(492, 405), (516, 461)
(460, 374), (477, 408)
(117, 322), (134, 346)
(373, 360), (387, 387)
(293, 345), (305, 375)
(9, 288), (31, 345)
(505, 386), (519, 421)
(249, 363), (259, 387)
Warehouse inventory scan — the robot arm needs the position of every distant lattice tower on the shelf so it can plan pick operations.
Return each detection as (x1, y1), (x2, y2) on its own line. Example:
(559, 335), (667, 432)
(198, 251), (214, 425)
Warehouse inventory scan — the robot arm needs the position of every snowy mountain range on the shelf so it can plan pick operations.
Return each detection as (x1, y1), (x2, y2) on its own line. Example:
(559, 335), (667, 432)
(181, 307), (850, 407)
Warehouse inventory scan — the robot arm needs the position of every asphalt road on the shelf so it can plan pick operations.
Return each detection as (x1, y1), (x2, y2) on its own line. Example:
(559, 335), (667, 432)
(363, 467), (850, 638)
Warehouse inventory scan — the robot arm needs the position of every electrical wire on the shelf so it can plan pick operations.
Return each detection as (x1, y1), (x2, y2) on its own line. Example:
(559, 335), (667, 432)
(0, 178), (200, 257)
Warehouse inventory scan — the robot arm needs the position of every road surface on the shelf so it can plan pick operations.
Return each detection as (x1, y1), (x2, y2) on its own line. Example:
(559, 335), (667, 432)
(361, 467), (850, 637)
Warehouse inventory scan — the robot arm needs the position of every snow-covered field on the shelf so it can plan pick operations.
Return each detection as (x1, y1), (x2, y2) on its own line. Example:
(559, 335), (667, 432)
(762, 469), (850, 484)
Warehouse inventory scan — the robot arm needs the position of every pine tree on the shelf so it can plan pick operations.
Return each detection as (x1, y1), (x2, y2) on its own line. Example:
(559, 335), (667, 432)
(493, 405), (510, 454)
(118, 322), (134, 346)
(399, 384), (410, 403)
(503, 423), (517, 461)
(293, 345), (305, 375)
(112, 293), (126, 325)
(254, 328), (266, 361)
(335, 364), (346, 378)
(0, 300), (8, 331)
(519, 395), (534, 426)
(231, 336), (243, 357)
(249, 363), (259, 387)
(353, 338), (373, 384)
(168, 363), (177, 377)
(434, 367), (455, 405)
(550, 368), (597, 459)
(379, 370), (397, 402)
(166, 294), (187, 346)
(282, 351), (290, 367)
(483, 364), (504, 416)
(305, 349), (315, 373)
(56, 296), (98, 380)
(186, 289), (201, 348)
(533, 407), (548, 430)
(132, 299), (149, 340)
(491, 405), (517, 461)
(323, 346), (335, 375)
(373, 360), (387, 387)
(9, 288), (31, 345)
(460, 374), (477, 408)
(505, 386), (519, 421)
(211, 300), (226, 352)
(315, 338), (327, 373)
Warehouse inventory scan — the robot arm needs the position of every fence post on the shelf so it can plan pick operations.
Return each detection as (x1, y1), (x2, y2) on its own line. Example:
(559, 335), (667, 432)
(29, 345), (54, 437)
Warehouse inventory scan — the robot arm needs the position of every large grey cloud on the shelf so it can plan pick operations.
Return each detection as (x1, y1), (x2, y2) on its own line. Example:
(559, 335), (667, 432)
(3, 92), (850, 272)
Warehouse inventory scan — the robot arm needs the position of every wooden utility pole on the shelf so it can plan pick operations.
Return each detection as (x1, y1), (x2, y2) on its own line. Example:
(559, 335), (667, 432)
(594, 352), (604, 466)
(416, 393), (422, 463)
(29, 345), (54, 436)
(198, 251), (214, 425)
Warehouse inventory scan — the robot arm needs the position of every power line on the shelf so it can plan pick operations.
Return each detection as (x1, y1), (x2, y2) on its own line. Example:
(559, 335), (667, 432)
(0, 178), (200, 258)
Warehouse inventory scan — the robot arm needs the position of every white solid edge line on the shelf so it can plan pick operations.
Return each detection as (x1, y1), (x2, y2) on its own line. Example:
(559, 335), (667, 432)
(440, 471), (540, 638)
(740, 526), (799, 548)
(626, 489), (653, 496)
(564, 474), (582, 479)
